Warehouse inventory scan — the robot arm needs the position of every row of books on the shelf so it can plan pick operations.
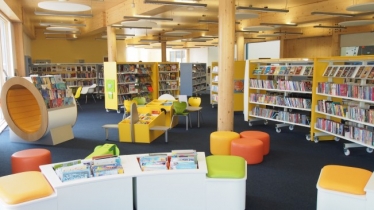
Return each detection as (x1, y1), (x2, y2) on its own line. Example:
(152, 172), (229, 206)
(60, 74), (96, 79)
(317, 82), (374, 101)
(159, 81), (178, 90)
(193, 84), (206, 93)
(251, 107), (310, 125)
(118, 74), (137, 83)
(65, 80), (94, 87)
(323, 65), (374, 79)
(54, 156), (124, 182)
(159, 72), (177, 81)
(211, 94), (218, 102)
(253, 65), (314, 76)
(118, 84), (138, 94)
(315, 118), (374, 145)
(159, 64), (178, 72)
(192, 72), (206, 78)
(31, 65), (98, 72)
(250, 79), (312, 92)
(117, 64), (152, 74)
(139, 150), (197, 171)
(211, 85), (218, 92)
(250, 93), (312, 109)
(192, 78), (206, 85)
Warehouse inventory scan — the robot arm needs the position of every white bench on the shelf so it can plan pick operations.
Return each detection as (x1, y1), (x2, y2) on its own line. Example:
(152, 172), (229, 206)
(149, 126), (170, 143)
(102, 124), (119, 140)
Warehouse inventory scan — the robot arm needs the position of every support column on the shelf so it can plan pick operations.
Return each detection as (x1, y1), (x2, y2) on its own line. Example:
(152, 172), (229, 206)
(236, 33), (244, 61)
(117, 41), (127, 62)
(218, 0), (235, 131)
(331, 33), (340, 56)
(161, 41), (166, 62)
(279, 36), (285, 58)
(13, 22), (25, 76)
(106, 26), (117, 62)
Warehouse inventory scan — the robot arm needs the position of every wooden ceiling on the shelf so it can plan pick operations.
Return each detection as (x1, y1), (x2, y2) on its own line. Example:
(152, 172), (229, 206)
(11, 0), (374, 47)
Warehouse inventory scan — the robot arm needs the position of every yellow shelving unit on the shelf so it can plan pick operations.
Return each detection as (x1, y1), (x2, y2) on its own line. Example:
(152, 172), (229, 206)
(210, 62), (218, 108)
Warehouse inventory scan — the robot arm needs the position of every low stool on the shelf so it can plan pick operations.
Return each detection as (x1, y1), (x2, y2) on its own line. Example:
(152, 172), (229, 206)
(210, 131), (240, 155)
(240, 131), (270, 155)
(0, 171), (57, 210)
(205, 155), (247, 210)
(11, 149), (52, 174)
(102, 124), (119, 141)
(316, 165), (373, 210)
(231, 138), (264, 164)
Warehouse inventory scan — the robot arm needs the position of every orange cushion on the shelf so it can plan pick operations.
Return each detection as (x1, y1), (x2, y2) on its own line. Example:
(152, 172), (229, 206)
(318, 165), (372, 195)
(0, 171), (54, 204)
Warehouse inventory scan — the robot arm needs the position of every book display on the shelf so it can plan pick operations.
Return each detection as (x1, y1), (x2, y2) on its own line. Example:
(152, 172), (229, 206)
(96, 64), (105, 99)
(157, 62), (180, 98)
(179, 63), (207, 96)
(311, 56), (374, 155)
(210, 61), (246, 110)
(246, 59), (313, 138)
(104, 62), (157, 113)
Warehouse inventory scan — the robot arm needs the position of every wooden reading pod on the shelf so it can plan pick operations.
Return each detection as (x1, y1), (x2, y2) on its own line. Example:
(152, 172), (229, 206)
(1, 77), (77, 145)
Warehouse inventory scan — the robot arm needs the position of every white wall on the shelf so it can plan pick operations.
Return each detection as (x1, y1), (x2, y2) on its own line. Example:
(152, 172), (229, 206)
(207, 46), (218, 67)
(246, 40), (280, 59)
(126, 47), (162, 62)
(341, 33), (374, 47)
(189, 48), (208, 63)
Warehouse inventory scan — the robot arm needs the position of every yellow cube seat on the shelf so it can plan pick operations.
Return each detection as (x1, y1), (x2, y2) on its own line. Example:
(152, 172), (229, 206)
(0, 171), (54, 205)
(210, 131), (240, 155)
(318, 165), (372, 195)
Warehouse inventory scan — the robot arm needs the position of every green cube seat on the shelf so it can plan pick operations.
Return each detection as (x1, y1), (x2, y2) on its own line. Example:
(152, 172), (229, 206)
(206, 155), (245, 179)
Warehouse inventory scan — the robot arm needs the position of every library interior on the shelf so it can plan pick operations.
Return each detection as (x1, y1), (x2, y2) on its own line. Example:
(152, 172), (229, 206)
(1, 0), (374, 210)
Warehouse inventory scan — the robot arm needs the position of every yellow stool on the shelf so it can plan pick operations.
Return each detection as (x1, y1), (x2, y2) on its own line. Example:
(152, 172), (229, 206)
(0, 171), (57, 210)
(316, 165), (372, 210)
(210, 131), (240, 155)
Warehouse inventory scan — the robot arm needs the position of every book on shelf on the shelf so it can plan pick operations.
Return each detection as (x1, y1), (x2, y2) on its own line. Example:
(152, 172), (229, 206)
(323, 66), (332, 77)
(263, 66), (271, 75)
(335, 66), (345, 77)
(360, 66), (372, 78)
(354, 66), (365, 78)
(253, 68), (263, 75)
(170, 81), (178, 90)
(346, 66), (358, 78)
(273, 66), (281, 75)
(329, 66), (339, 77)
(278, 66), (287, 75)
(340, 66), (351, 77)
(288, 66), (296, 75)
(367, 66), (374, 79)
(294, 66), (304, 75)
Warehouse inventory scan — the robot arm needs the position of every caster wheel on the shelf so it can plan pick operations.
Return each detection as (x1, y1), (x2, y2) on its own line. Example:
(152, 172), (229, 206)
(366, 148), (373, 153)
(248, 122), (253, 127)
(106, 109), (109, 112)
(344, 149), (350, 156)
(117, 110), (121, 114)
(276, 128), (281, 133)
(306, 135), (311, 141)
(289, 125), (294, 131)
(334, 137), (340, 142)
(212, 105), (215, 108)
(264, 120), (268, 125)
(314, 137), (319, 143)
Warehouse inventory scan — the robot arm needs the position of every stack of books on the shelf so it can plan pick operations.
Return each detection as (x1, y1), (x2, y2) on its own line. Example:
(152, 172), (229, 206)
(169, 150), (197, 170)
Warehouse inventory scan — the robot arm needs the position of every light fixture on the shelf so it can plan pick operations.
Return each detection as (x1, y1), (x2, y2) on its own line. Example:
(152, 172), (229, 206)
(44, 31), (80, 35)
(164, 31), (191, 36)
(34, 11), (93, 18)
(40, 22), (86, 27)
(339, 20), (374, 27)
(139, 39), (160, 43)
(260, 23), (298, 27)
(236, 30), (259, 33)
(242, 26), (274, 31)
(347, 2), (374, 12)
(128, 43), (150, 46)
(46, 27), (80, 31)
(310, 11), (355, 17)
(274, 31), (303, 35)
(112, 24), (152, 29)
(245, 37), (266, 40)
(172, 28), (209, 31)
(313, 25), (346, 29)
(153, 34), (184, 38)
(120, 21), (157, 28)
(195, 44), (216, 46)
(198, 20), (240, 24)
(123, 16), (173, 21)
(257, 34), (280, 38)
(196, 35), (219, 38)
(45, 37), (78, 40)
(235, 12), (258, 20)
(38, 1), (91, 12)
(112, 33), (135, 36)
(236, 6), (289, 13)
(144, 0), (207, 7)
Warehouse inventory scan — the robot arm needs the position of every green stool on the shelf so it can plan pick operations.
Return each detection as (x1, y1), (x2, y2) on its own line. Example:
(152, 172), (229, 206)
(205, 155), (247, 210)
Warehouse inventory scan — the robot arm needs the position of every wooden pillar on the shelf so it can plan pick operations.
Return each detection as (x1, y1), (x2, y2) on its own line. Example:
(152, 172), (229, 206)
(161, 41), (166, 62)
(117, 41), (127, 62)
(331, 33), (340, 56)
(106, 26), (117, 62)
(218, 0), (235, 131)
(279, 36), (285, 58)
(13, 22), (25, 77)
(236, 34), (244, 61)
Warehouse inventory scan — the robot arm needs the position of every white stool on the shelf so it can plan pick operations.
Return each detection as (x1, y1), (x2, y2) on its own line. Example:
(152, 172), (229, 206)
(102, 124), (119, 140)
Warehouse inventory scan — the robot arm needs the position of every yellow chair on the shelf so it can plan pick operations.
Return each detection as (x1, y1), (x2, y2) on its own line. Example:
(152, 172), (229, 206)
(74, 86), (83, 109)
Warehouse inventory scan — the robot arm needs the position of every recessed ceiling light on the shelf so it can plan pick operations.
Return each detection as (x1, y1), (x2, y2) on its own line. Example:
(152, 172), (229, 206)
(46, 27), (80, 32)
(38, 1), (91, 12)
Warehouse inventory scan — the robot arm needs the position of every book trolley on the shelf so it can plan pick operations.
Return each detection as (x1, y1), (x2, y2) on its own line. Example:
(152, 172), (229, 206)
(0, 76), (77, 145)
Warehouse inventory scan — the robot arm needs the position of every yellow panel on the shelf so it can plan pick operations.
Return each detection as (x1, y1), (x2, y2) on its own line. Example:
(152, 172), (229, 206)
(134, 112), (166, 143)
(104, 62), (119, 111)
(118, 119), (132, 142)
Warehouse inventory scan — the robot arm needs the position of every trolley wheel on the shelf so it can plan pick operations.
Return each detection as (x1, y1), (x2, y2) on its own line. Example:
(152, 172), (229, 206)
(117, 110), (121, 114)
(264, 120), (268, 125)
(106, 109), (109, 112)
(275, 127), (281, 133)
(212, 105), (215, 108)
(344, 149), (350, 156)
(248, 122), (253, 127)
(306, 135), (311, 141)
(289, 125), (294, 131)
(334, 137), (340, 142)
(314, 137), (319, 143)
(366, 148), (373, 153)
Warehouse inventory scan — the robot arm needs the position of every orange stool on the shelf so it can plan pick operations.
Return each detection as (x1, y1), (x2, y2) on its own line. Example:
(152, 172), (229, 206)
(11, 149), (52, 174)
(240, 131), (270, 155)
(210, 131), (240, 155)
(231, 138), (264, 164)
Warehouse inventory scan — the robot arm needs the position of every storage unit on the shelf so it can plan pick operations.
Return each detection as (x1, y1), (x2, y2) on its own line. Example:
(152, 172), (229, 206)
(157, 62), (180, 98)
(210, 61), (246, 111)
(245, 58), (314, 138)
(312, 56), (374, 155)
(180, 63), (207, 96)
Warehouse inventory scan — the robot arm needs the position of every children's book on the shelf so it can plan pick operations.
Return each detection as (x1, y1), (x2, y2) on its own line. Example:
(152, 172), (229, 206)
(360, 66), (372, 78)
(294, 66), (303, 75)
(278, 66), (287, 75)
(273, 66), (281, 75)
(288, 66), (296, 75)
(263, 66), (271, 75)
(329, 66), (339, 77)
(366, 66), (374, 79)
(323, 66), (332, 77)
(340, 66), (351, 77)
(335, 66), (345, 77)
(346, 66), (357, 78)
(354, 66), (365, 78)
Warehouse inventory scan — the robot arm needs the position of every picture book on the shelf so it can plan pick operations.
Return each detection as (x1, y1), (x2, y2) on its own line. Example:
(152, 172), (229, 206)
(303, 66), (312, 76)
(308, 66), (314, 76)
(335, 66), (345, 77)
(323, 66), (332, 77)
(288, 66), (296, 75)
(273, 66), (281, 75)
(329, 66), (339, 77)
(354, 66), (365, 78)
(294, 66), (303, 75)
(170, 81), (178, 89)
(278, 66), (287, 75)
(263, 66), (271, 75)
(340, 66), (351, 77)
(346, 66), (358, 78)
(367, 66), (374, 79)
(268, 66), (276, 75)
(284, 66), (292, 75)
(252, 69), (263, 75)
(360, 66), (372, 78)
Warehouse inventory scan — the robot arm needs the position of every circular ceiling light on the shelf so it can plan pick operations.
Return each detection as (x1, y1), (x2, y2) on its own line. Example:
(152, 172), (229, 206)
(346, 2), (374, 11)
(257, 34), (280, 38)
(120, 21), (157, 28)
(164, 31), (191, 36)
(38, 1), (91, 12)
(339, 20), (374, 27)
(235, 12), (259, 20)
(46, 27), (79, 32)
(242, 26), (275, 31)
